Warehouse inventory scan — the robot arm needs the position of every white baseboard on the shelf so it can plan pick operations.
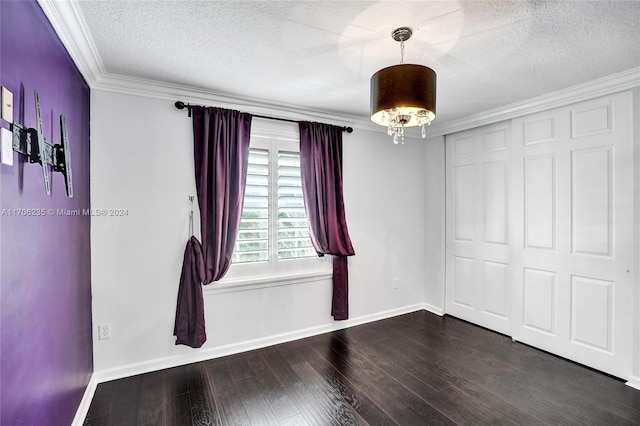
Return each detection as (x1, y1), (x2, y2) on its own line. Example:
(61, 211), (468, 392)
(78, 303), (636, 424)
(94, 304), (428, 384)
(76, 305), (434, 424)
(71, 373), (98, 426)
(423, 303), (445, 316)
(626, 375), (640, 391)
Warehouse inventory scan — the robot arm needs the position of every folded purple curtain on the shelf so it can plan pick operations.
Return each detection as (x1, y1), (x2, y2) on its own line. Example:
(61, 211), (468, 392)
(174, 236), (207, 348)
(299, 122), (355, 320)
(174, 107), (252, 348)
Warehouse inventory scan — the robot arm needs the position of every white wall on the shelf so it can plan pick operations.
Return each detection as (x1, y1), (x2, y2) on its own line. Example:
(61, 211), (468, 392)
(423, 135), (446, 313)
(633, 86), (640, 387)
(90, 90), (430, 376)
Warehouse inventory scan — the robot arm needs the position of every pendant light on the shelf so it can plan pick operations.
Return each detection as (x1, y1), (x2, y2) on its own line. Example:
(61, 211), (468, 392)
(370, 27), (436, 144)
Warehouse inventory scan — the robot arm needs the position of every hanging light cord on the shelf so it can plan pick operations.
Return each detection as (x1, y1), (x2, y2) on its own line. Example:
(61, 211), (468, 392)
(400, 38), (405, 64)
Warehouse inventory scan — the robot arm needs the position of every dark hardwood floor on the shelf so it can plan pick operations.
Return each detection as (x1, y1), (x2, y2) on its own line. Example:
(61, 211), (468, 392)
(84, 311), (640, 425)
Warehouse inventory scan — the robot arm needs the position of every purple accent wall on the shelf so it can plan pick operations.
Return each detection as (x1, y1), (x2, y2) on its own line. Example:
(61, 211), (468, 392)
(1, 2), (93, 425)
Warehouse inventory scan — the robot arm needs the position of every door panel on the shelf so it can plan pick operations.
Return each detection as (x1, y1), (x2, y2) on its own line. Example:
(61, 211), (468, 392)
(453, 165), (475, 242)
(484, 162), (508, 245)
(446, 91), (633, 379)
(446, 122), (512, 335)
(570, 275), (613, 352)
(482, 260), (508, 319)
(511, 91), (633, 379)
(523, 268), (557, 335)
(452, 256), (474, 308)
(571, 147), (612, 256)
(524, 155), (556, 250)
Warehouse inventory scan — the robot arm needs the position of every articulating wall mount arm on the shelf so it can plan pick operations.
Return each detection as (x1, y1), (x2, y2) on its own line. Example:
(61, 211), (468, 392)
(11, 90), (73, 197)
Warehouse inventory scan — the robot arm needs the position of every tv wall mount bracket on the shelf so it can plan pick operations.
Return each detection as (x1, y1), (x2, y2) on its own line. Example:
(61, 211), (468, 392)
(11, 90), (73, 197)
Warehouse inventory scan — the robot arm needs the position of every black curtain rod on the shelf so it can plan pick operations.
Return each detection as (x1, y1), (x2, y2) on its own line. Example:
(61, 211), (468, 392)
(174, 101), (353, 133)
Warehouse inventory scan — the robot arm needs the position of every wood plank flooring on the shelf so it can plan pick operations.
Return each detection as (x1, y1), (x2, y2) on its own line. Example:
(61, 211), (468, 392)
(84, 311), (640, 425)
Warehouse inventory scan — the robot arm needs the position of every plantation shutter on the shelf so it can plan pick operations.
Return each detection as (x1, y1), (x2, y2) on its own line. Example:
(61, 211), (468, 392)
(277, 151), (315, 260)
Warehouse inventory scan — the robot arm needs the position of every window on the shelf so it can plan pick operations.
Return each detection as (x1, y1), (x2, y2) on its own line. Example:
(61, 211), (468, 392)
(275, 151), (317, 260)
(232, 147), (270, 264)
(220, 122), (330, 286)
(232, 147), (317, 263)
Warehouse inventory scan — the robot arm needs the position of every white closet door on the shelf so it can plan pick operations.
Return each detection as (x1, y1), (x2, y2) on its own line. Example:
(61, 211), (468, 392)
(445, 122), (512, 335)
(511, 91), (634, 378)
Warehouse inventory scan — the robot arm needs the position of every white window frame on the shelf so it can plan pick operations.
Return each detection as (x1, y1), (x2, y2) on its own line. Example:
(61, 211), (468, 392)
(211, 120), (332, 293)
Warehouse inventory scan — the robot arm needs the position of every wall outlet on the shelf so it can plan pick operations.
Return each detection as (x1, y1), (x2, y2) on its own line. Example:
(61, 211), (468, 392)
(1, 87), (13, 123)
(98, 323), (111, 340)
(1, 127), (13, 166)
(393, 278), (400, 289)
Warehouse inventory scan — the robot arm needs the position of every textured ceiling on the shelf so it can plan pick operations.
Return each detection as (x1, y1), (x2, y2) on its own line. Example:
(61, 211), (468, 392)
(74, 0), (640, 126)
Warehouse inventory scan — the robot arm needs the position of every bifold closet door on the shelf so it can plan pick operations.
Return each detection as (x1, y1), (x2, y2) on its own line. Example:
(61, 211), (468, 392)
(445, 122), (512, 335)
(511, 91), (634, 379)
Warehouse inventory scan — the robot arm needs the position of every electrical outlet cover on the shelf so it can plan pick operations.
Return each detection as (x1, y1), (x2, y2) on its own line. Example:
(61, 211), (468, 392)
(1, 127), (13, 166)
(98, 323), (111, 340)
(1, 87), (13, 123)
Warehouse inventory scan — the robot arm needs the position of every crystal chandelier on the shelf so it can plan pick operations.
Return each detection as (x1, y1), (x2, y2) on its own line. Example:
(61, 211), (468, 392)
(370, 27), (437, 144)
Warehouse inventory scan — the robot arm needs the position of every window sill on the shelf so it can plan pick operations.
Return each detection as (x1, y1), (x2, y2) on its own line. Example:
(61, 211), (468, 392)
(203, 270), (333, 295)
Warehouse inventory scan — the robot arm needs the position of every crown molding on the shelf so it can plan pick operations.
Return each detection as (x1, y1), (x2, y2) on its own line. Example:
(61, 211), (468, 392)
(36, 0), (374, 131)
(93, 73), (374, 131)
(39, 0), (639, 137)
(427, 67), (640, 137)
(37, 0), (104, 87)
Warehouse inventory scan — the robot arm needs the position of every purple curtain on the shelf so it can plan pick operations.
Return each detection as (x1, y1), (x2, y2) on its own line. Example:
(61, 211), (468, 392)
(174, 236), (207, 348)
(299, 121), (355, 320)
(174, 107), (252, 348)
(192, 107), (253, 282)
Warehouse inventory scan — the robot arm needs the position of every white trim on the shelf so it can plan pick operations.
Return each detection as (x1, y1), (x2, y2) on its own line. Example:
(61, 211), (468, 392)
(93, 304), (428, 384)
(71, 373), (98, 426)
(74, 302), (639, 424)
(39, 0), (639, 138)
(633, 87), (640, 383)
(428, 67), (640, 137)
(37, 1), (372, 130)
(71, 303), (639, 424)
(94, 74), (371, 131)
(204, 270), (333, 294)
(439, 136), (448, 314)
(37, 0), (104, 87)
(423, 303), (445, 316)
(626, 375), (640, 391)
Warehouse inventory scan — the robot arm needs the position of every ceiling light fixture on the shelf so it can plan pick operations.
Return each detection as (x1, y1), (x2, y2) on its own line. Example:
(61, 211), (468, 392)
(370, 27), (437, 144)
